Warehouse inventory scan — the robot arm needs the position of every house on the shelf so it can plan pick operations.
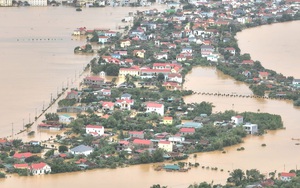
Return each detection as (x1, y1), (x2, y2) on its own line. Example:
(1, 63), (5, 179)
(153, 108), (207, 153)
(176, 122), (203, 128)
(121, 93), (132, 100)
(13, 152), (33, 161)
(86, 125), (104, 137)
(66, 90), (79, 100)
(242, 60), (254, 65)
(133, 139), (152, 148)
(259, 72), (269, 80)
(145, 102), (164, 116)
(133, 49), (146, 58)
(119, 66), (140, 77)
(120, 39), (131, 48)
(225, 47), (236, 55)
(163, 116), (173, 125)
(168, 135), (185, 144)
(129, 131), (144, 139)
(280, 172), (296, 181)
(231, 115), (243, 125)
(102, 101), (115, 111)
(104, 31), (117, 37)
(158, 140), (173, 152)
(100, 89), (111, 97)
(292, 79), (300, 86)
(179, 127), (195, 136)
(31, 162), (51, 175)
(168, 73), (183, 83)
(70, 145), (94, 156)
(14, 163), (30, 170)
(155, 53), (168, 60)
(206, 53), (219, 62)
(0, 138), (9, 147)
(115, 99), (134, 110)
(243, 123), (258, 134)
(162, 81), (182, 91)
(98, 36), (109, 44)
(176, 54), (187, 62)
(83, 76), (104, 88)
(201, 45), (215, 57)
(59, 114), (74, 124)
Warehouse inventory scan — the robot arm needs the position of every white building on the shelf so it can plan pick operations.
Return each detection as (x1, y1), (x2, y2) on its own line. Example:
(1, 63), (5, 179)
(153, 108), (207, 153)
(145, 102), (164, 116)
(27, 0), (47, 6)
(70, 145), (94, 156)
(243, 123), (258, 134)
(31, 162), (51, 175)
(0, 0), (12, 6)
(280, 172), (296, 182)
(158, 140), (173, 152)
(59, 114), (74, 124)
(168, 135), (185, 144)
(86, 125), (104, 137)
(231, 115), (243, 125)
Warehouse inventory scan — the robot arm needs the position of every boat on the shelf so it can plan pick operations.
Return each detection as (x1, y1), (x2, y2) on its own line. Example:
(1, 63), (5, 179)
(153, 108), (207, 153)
(76, 8), (82, 11)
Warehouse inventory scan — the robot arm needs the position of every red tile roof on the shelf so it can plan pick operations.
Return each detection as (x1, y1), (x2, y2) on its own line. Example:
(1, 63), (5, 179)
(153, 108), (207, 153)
(133, 139), (151, 145)
(164, 116), (173, 120)
(179, 127), (195, 133)
(280, 172), (296, 177)
(75, 158), (87, 164)
(13, 152), (33, 159)
(129, 131), (144, 135)
(119, 140), (129, 145)
(14, 163), (30, 169)
(31, 162), (48, 170)
(159, 140), (171, 144)
(146, 102), (163, 108)
(86, 125), (103, 129)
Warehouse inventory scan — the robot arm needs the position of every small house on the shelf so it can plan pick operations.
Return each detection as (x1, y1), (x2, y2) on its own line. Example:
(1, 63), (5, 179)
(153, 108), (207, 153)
(70, 145), (94, 156)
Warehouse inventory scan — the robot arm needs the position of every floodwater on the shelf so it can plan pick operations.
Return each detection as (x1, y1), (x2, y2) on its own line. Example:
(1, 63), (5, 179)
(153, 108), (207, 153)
(1, 7), (300, 188)
(0, 5), (163, 141)
(236, 20), (300, 78)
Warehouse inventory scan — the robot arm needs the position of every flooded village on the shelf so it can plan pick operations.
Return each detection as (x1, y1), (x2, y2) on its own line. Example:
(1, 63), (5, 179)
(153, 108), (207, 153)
(0, 0), (300, 187)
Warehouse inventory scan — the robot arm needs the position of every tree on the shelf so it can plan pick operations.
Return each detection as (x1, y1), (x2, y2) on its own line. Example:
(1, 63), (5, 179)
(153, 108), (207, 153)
(246, 169), (263, 183)
(44, 149), (55, 158)
(45, 113), (59, 121)
(157, 73), (165, 82)
(58, 145), (68, 153)
(0, 172), (6, 178)
(228, 169), (245, 186)
(25, 155), (42, 163)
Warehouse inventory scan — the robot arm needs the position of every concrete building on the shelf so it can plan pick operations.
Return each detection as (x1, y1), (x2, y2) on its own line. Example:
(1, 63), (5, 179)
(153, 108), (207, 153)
(0, 0), (12, 6)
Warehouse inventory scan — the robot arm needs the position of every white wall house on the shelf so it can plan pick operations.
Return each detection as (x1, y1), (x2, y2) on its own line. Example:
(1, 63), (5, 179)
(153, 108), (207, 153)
(231, 115), (243, 125)
(59, 114), (74, 124)
(168, 135), (185, 144)
(86, 125), (104, 137)
(31, 162), (51, 175)
(70, 145), (94, 156)
(158, 140), (173, 152)
(27, 0), (47, 6)
(243, 123), (258, 134)
(145, 102), (164, 116)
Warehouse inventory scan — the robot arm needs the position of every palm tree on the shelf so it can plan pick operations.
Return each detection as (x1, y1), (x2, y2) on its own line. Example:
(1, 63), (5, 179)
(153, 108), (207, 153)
(229, 169), (245, 186)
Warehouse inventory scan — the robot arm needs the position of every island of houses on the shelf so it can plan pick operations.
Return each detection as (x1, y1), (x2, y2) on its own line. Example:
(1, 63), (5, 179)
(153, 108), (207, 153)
(0, 1), (299, 186)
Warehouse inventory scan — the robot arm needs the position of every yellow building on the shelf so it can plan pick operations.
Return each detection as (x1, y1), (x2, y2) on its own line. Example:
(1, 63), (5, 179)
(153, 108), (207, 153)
(163, 116), (173, 125)
(133, 49), (146, 58)
(119, 66), (140, 77)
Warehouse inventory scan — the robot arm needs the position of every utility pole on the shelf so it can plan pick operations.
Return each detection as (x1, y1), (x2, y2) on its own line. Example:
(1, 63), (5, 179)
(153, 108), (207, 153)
(12, 123), (14, 139)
